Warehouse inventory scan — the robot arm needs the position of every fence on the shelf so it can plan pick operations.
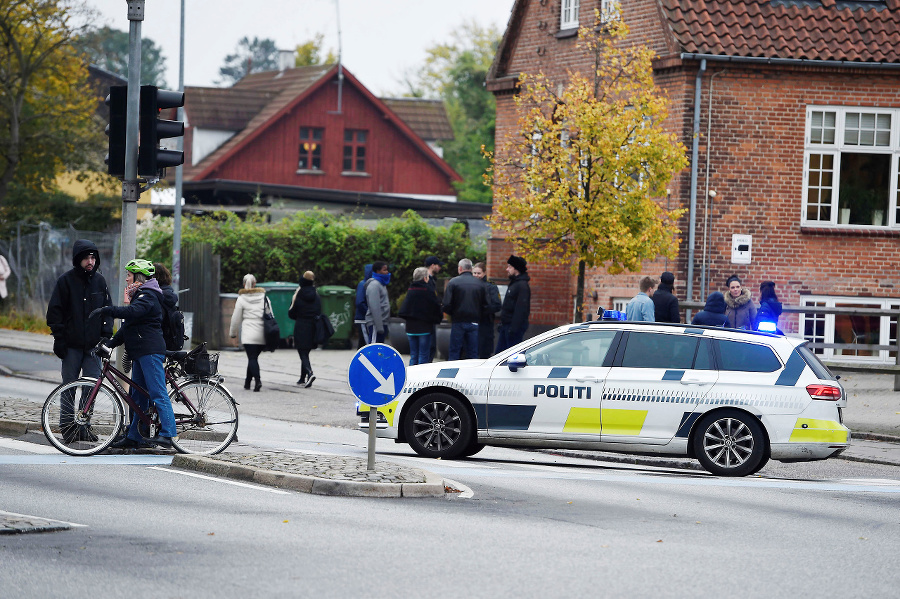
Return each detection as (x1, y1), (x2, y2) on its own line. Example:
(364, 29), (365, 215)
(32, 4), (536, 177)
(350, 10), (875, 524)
(179, 242), (221, 349)
(681, 301), (900, 390)
(0, 223), (121, 317)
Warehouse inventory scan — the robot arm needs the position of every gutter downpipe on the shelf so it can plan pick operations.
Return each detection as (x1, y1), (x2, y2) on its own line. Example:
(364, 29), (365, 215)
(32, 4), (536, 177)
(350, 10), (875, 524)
(686, 58), (706, 312)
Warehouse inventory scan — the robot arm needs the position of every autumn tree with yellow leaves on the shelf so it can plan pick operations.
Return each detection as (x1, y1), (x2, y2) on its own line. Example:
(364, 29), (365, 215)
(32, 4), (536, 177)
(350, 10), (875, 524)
(0, 0), (102, 207)
(487, 15), (688, 321)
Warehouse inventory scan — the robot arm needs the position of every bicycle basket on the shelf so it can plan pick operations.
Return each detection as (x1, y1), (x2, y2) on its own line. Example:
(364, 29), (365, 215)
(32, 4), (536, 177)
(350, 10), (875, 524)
(184, 344), (218, 376)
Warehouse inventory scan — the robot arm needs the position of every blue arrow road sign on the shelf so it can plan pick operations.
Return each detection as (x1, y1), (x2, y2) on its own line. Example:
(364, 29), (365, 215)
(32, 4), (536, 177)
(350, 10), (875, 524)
(347, 344), (407, 407)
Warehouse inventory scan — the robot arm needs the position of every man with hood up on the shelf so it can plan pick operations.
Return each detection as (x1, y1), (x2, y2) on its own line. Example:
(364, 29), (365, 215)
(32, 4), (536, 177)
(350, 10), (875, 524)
(46, 239), (113, 385)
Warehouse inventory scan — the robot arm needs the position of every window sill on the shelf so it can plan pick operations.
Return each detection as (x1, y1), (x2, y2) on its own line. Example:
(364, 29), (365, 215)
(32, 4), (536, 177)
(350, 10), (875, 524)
(341, 171), (371, 178)
(801, 224), (900, 237)
(555, 28), (578, 39)
(296, 169), (324, 175)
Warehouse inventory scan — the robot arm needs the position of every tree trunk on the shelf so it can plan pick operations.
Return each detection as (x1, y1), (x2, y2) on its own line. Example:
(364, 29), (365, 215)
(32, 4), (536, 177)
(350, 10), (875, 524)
(575, 259), (586, 323)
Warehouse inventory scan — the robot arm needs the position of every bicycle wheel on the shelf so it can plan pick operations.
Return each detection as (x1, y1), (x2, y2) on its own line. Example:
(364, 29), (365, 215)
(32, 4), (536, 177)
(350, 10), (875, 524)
(170, 381), (238, 454)
(42, 379), (124, 456)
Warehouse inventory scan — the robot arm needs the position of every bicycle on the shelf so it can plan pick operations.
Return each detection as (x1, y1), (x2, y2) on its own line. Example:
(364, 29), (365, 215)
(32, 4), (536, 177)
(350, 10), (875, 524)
(41, 341), (239, 456)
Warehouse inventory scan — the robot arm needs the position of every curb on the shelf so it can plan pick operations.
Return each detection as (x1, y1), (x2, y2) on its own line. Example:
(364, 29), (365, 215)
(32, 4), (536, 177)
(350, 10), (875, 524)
(170, 454), (447, 498)
(0, 419), (36, 437)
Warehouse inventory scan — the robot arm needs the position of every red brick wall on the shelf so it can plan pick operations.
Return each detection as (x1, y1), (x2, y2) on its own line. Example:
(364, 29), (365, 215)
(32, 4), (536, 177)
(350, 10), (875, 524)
(490, 0), (900, 331)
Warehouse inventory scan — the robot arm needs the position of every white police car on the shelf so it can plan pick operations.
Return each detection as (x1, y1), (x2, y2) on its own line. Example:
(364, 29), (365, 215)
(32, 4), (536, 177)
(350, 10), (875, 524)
(359, 321), (849, 476)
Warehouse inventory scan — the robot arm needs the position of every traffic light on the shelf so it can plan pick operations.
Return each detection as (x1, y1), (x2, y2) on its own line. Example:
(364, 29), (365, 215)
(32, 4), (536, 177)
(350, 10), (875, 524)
(105, 86), (127, 178)
(138, 85), (185, 178)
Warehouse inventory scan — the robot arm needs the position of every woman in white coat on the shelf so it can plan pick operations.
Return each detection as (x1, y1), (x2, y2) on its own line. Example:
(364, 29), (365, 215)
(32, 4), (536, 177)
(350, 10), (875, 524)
(229, 273), (266, 391)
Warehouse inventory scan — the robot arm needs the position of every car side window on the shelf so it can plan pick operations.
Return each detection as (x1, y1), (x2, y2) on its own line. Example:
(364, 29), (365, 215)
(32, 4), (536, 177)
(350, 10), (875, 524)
(715, 339), (782, 372)
(524, 330), (617, 367)
(620, 332), (699, 370)
(694, 338), (714, 370)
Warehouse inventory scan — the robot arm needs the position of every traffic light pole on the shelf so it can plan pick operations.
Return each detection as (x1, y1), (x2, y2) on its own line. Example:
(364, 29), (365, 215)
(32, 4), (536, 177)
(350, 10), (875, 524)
(172, 0), (185, 294)
(119, 0), (145, 300)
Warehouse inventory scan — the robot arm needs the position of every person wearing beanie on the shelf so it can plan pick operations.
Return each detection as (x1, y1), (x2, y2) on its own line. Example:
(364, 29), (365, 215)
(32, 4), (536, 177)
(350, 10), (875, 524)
(229, 273), (267, 392)
(289, 270), (322, 387)
(691, 292), (729, 327)
(46, 239), (113, 390)
(755, 281), (783, 330)
(652, 271), (681, 323)
(724, 274), (757, 330)
(495, 255), (531, 353)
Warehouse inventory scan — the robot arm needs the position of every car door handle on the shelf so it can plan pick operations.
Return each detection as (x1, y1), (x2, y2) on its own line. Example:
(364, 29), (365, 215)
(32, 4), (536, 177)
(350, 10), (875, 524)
(575, 377), (603, 383)
(681, 378), (711, 385)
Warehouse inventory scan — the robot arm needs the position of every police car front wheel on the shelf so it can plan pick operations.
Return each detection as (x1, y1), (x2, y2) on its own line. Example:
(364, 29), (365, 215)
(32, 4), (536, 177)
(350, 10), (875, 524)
(692, 409), (768, 477)
(404, 393), (474, 459)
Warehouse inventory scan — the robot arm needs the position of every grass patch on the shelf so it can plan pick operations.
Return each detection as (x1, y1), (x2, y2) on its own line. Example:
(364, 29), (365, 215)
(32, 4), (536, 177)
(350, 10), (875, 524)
(0, 307), (51, 334)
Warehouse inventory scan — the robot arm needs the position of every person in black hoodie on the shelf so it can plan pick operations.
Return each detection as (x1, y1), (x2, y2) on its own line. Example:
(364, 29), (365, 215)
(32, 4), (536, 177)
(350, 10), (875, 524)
(652, 271), (681, 323)
(472, 262), (501, 359)
(692, 292), (729, 327)
(91, 259), (177, 449)
(755, 281), (783, 330)
(46, 239), (113, 385)
(495, 255), (531, 354)
(289, 271), (322, 388)
(399, 267), (443, 365)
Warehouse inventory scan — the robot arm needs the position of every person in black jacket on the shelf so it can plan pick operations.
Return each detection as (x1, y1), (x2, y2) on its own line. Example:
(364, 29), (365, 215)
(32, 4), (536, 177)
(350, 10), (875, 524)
(755, 281), (783, 330)
(289, 271), (322, 388)
(442, 258), (487, 360)
(691, 292), (729, 327)
(46, 239), (113, 387)
(92, 259), (177, 449)
(495, 255), (531, 354)
(399, 267), (443, 365)
(473, 262), (501, 359)
(652, 271), (681, 323)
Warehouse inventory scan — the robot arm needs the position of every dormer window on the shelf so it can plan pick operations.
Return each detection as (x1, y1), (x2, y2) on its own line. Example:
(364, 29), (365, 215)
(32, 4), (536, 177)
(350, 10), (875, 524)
(560, 0), (579, 30)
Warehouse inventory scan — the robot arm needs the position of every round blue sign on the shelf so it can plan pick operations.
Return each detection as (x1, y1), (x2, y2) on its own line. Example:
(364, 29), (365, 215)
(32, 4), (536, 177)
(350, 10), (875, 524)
(347, 344), (407, 407)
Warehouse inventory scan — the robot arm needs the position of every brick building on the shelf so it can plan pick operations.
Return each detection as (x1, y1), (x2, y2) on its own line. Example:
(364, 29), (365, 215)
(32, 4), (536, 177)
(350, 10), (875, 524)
(487, 0), (900, 363)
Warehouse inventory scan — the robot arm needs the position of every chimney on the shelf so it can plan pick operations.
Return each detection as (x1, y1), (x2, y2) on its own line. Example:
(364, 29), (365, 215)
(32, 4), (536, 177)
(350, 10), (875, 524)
(278, 49), (295, 72)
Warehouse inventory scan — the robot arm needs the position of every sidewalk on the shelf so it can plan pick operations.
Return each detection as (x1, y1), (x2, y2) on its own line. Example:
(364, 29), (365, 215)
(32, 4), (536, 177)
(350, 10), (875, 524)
(2, 328), (899, 485)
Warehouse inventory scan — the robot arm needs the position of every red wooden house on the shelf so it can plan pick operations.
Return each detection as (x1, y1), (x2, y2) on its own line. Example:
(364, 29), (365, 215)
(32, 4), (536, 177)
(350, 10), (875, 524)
(487, 0), (900, 364)
(167, 64), (490, 221)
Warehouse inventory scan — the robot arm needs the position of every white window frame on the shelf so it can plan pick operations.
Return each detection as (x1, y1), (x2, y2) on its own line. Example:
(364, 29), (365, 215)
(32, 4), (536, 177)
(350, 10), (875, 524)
(600, 0), (620, 23)
(560, 0), (579, 30)
(801, 105), (900, 229)
(799, 295), (899, 364)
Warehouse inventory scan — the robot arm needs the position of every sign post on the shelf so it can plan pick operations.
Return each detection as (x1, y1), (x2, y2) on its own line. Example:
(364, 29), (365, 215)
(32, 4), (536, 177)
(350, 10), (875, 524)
(347, 344), (406, 470)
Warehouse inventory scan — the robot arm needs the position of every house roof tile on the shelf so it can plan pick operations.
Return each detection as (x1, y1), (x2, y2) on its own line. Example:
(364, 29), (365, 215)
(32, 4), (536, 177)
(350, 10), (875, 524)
(661, 0), (900, 63)
(380, 98), (454, 141)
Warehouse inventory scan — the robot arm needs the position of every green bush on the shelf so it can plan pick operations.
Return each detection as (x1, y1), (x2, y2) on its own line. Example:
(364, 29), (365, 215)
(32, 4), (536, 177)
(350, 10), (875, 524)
(138, 210), (485, 312)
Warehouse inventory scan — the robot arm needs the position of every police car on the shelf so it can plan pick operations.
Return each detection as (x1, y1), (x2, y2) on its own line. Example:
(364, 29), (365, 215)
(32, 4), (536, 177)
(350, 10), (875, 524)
(359, 321), (849, 476)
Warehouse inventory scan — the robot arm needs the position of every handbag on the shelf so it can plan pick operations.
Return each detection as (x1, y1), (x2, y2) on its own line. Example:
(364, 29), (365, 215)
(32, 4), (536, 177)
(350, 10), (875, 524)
(263, 297), (281, 351)
(315, 313), (335, 345)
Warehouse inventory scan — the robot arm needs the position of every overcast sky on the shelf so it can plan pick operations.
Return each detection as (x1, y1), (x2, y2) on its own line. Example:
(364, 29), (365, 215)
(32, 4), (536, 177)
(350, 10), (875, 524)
(83, 0), (515, 96)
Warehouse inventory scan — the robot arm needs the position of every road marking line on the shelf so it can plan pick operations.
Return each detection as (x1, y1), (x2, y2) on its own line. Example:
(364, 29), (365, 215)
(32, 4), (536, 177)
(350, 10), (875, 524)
(0, 437), (61, 454)
(442, 477), (474, 499)
(0, 510), (87, 528)
(148, 466), (292, 494)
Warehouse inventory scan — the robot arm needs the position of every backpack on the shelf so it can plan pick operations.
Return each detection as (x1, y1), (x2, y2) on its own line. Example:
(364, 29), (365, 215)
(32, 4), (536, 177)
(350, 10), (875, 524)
(162, 301), (187, 351)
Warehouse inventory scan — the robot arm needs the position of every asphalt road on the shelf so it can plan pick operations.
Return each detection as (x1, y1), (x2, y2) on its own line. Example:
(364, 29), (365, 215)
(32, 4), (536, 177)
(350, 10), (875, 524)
(2, 361), (900, 596)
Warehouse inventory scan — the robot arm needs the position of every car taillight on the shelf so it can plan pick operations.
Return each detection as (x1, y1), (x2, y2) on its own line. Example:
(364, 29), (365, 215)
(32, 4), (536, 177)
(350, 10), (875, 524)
(806, 384), (842, 400)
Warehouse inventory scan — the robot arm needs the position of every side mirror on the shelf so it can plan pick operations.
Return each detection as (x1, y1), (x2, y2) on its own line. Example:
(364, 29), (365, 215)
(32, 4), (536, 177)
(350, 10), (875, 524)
(507, 353), (527, 372)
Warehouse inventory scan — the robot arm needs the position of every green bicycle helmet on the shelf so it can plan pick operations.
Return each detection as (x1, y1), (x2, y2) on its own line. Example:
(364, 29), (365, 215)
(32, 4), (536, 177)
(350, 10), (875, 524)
(125, 259), (155, 277)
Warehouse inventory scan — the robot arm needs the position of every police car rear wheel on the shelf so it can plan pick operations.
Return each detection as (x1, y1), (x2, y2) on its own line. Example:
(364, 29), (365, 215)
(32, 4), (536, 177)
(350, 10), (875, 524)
(693, 409), (766, 477)
(404, 393), (473, 459)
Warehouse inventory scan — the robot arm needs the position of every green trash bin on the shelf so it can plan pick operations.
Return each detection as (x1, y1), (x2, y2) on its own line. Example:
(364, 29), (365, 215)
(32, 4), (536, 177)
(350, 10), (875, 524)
(257, 282), (297, 344)
(318, 285), (355, 349)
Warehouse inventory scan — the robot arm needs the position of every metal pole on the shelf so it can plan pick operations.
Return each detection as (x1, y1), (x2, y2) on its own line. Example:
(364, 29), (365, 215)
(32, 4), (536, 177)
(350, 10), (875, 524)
(894, 320), (900, 391)
(173, 0), (185, 293)
(119, 0), (144, 299)
(367, 406), (377, 470)
(686, 59), (706, 313)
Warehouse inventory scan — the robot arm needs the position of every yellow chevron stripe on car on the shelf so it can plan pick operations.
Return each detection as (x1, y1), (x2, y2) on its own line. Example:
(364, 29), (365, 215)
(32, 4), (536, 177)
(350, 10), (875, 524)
(358, 399), (400, 427)
(563, 408), (602, 433)
(600, 409), (648, 436)
(789, 418), (850, 443)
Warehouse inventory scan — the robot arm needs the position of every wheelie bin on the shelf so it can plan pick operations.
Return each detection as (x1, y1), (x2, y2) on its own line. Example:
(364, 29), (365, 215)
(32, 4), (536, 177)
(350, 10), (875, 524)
(317, 285), (354, 348)
(257, 281), (297, 346)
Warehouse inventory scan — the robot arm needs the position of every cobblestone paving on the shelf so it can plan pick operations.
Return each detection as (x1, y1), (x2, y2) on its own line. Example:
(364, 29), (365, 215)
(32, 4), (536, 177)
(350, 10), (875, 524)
(0, 397), (43, 422)
(0, 511), (71, 534)
(208, 450), (427, 484)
